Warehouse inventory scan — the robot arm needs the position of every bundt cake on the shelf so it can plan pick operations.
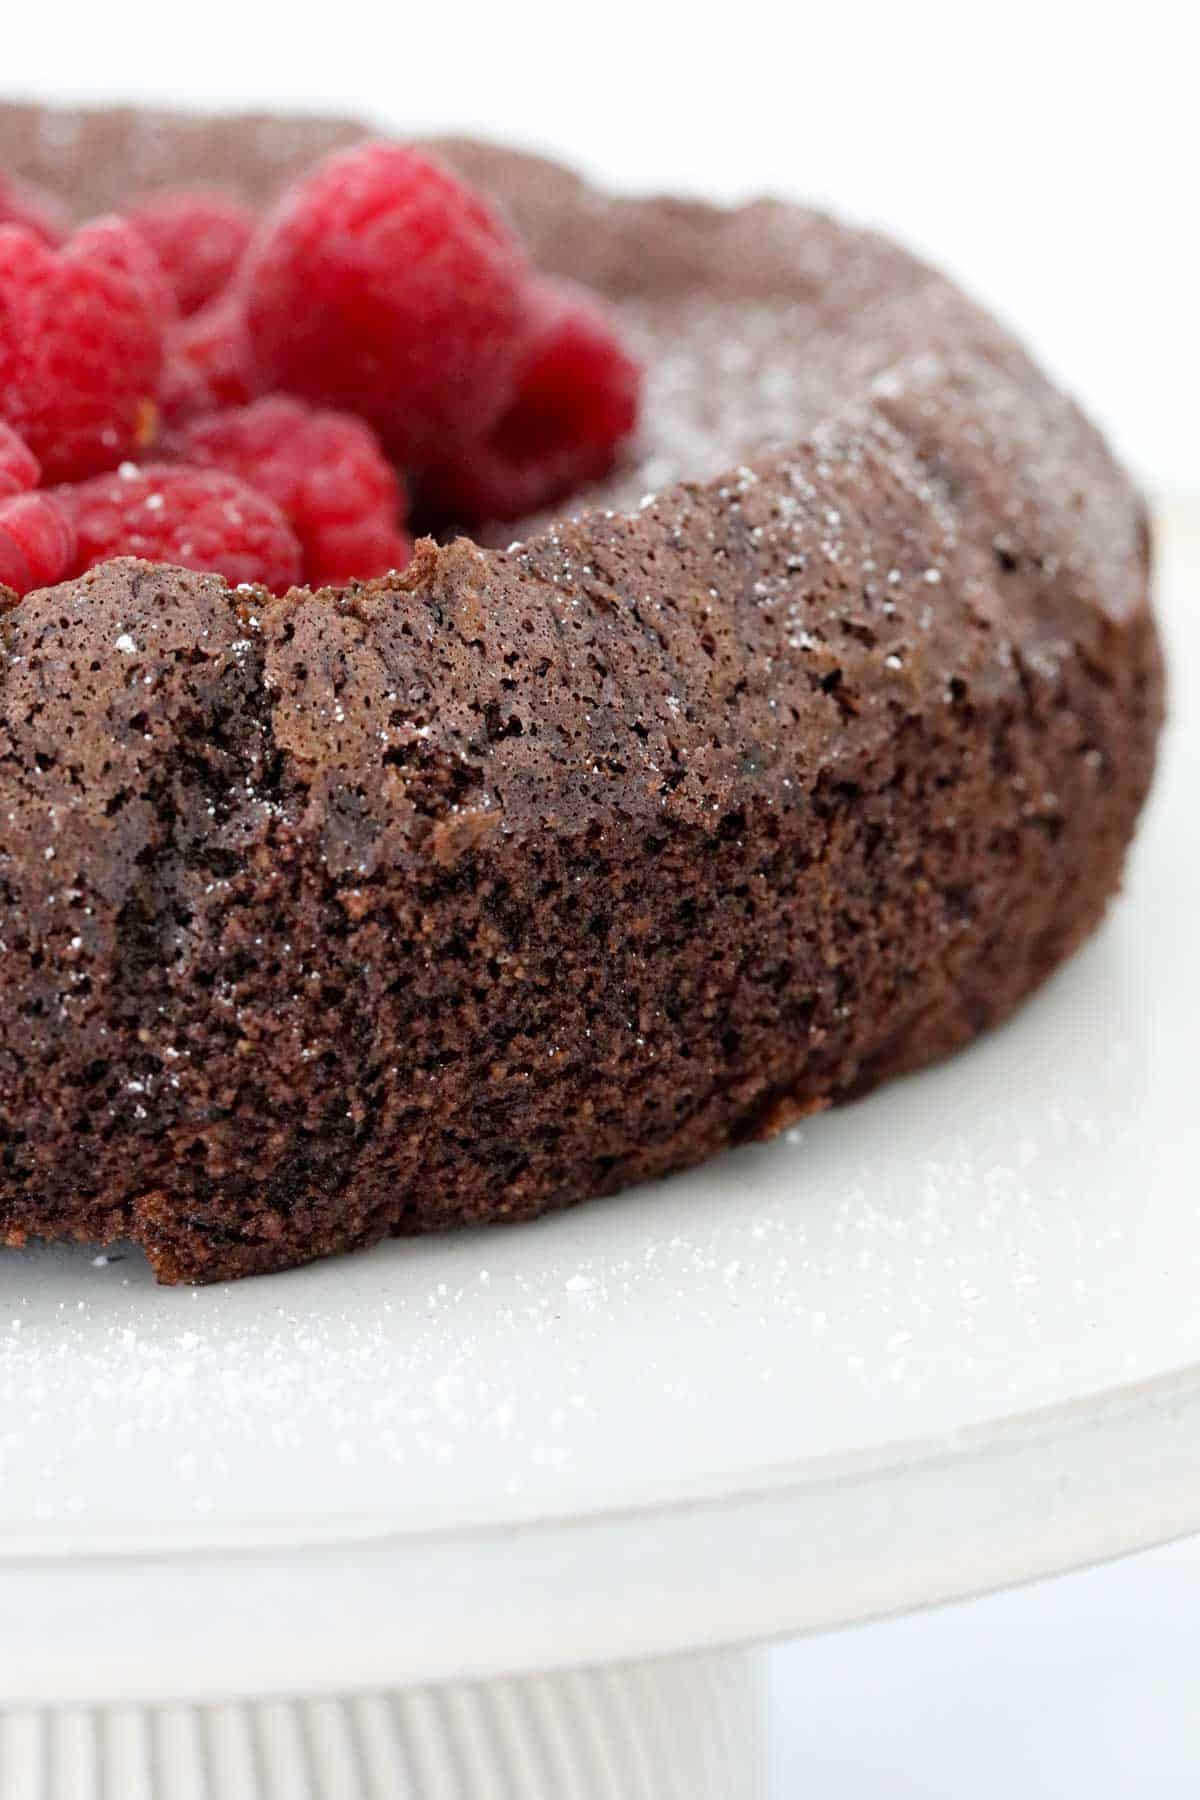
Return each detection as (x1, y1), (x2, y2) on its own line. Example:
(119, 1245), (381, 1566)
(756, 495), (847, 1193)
(0, 103), (1163, 1281)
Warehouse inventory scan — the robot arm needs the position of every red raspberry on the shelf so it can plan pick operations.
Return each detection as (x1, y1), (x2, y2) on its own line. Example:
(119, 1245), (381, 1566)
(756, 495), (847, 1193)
(57, 462), (302, 593)
(0, 490), (76, 596)
(0, 421), (40, 498)
(0, 221), (166, 482)
(297, 513), (415, 586)
(169, 396), (411, 584)
(0, 172), (71, 246)
(421, 277), (641, 522)
(125, 188), (256, 317)
(72, 215), (178, 329)
(241, 143), (528, 461)
(160, 294), (260, 427)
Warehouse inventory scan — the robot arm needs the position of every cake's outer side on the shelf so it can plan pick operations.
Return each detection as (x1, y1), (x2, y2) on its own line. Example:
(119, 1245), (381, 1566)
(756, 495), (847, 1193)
(0, 105), (1163, 1281)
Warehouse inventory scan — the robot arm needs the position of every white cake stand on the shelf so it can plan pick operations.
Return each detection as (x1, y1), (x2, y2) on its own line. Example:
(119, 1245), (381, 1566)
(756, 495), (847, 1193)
(1, 501), (1195, 1798)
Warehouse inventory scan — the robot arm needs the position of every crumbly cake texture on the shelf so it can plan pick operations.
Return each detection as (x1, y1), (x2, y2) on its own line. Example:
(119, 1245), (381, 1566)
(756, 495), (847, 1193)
(0, 103), (1163, 1283)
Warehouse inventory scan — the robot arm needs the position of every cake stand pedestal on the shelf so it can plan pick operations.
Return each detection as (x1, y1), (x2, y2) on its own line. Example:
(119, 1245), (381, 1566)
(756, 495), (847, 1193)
(0, 1655), (759, 1798)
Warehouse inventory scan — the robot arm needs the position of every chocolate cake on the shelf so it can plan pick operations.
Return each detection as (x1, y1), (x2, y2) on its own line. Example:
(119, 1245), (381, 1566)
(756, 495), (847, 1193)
(0, 103), (1163, 1283)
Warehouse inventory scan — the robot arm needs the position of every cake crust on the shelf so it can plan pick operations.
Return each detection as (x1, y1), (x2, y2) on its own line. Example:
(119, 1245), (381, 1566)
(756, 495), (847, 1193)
(0, 104), (1163, 1281)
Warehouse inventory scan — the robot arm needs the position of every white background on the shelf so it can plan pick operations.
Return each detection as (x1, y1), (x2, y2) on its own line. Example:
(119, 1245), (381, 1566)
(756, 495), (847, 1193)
(5, 0), (1196, 493)
(5, 4), (1198, 1791)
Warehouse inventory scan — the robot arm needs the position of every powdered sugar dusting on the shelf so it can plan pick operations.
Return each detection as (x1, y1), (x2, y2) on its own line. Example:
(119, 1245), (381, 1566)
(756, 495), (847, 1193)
(510, 278), (1141, 640)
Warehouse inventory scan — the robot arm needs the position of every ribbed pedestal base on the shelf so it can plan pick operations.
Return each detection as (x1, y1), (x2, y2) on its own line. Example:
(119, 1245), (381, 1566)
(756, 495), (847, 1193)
(0, 1652), (760, 1797)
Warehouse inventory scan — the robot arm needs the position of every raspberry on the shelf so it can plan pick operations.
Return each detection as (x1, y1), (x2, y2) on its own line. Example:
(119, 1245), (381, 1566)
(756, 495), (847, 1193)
(0, 172), (70, 246)
(420, 277), (641, 523)
(296, 513), (414, 586)
(160, 294), (260, 426)
(72, 215), (178, 329)
(125, 188), (256, 317)
(0, 421), (39, 498)
(0, 221), (166, 482)
(169, 396), (411, 584)
(241, 143), (528, 461)
(0, 490), (76, 595)
(57, 462), (302, 593)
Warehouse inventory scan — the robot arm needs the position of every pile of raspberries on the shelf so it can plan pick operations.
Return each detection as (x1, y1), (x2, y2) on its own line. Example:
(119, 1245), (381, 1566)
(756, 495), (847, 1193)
(0, 145), (641, 599)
